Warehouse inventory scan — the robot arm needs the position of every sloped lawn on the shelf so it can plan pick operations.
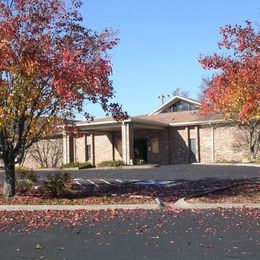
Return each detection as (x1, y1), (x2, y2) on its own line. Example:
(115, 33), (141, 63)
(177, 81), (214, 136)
(0, 178), (259, 205)
(186, 183), (260, 204)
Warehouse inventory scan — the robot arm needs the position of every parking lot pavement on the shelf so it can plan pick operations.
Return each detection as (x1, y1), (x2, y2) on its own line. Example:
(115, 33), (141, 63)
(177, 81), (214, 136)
(0, 164), (259, 183)
(72, 178), (189, 187)
(38, 164), (260, 181)
(68, 178), (194, 196)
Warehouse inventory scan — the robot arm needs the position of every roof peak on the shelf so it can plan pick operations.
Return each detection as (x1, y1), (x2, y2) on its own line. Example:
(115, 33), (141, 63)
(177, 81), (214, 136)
(148, 95), (201, 116)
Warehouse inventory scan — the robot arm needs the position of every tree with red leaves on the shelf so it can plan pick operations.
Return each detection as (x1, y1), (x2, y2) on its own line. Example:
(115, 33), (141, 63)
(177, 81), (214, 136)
(199, 21), (260, 161)
(0, 0), (127, 197)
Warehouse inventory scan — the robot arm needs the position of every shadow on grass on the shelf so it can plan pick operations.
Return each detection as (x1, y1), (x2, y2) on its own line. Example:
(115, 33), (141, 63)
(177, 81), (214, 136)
(66, 176), (259, 202)
(0, 176), (259, 203)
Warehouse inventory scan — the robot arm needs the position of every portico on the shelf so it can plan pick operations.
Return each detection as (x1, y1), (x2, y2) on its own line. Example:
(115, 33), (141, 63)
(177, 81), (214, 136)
(63, 118), (168, 166)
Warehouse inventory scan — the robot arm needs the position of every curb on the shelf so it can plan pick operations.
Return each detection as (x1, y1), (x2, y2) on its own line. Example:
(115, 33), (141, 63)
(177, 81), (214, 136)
(93, 164), (160, 170)
(192, 162), (260, 168)
(0, 203), (160, 211)
(173, 198), (260, 209)
(0, 164), (159, 174)
(173, 180), (260, 209)
(22, 164), (159, 172)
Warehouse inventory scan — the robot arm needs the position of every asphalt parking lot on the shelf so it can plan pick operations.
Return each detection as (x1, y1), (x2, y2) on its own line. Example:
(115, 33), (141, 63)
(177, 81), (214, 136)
(35, 164), (260, 181)
(0, 164), (259, 183)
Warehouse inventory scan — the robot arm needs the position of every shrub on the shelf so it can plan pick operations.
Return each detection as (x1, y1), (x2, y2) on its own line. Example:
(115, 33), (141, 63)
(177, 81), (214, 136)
(135, 158), (145, 165)
(16, 166), (37, 182)
(16, 166), (37, 194)
(40, 172), (72, 197)
(62, 161), (94, 169)
(98, 160), (125, 167)
(215, 157), (239, 163)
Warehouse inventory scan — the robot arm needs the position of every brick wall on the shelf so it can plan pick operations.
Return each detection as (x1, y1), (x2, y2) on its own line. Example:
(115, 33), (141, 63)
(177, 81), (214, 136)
(199, 124), (259, 163)
(170, 127), (189, 164)
(199, 126), (213, 163)
(113, 131), (123, 161)
(23, 137), (63, 168)
(134, 128), (170, 164)
(75, 135), (86, 163)
(169, 124), (255, 164)
(214, 126), (251, 162)
(92, 134), (114, 165)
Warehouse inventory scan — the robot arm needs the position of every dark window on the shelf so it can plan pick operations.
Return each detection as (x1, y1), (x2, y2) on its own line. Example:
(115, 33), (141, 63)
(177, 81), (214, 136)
(86, 144), (91, 161)
(162, 100), (199, 113)
(189, 138), (196, 162)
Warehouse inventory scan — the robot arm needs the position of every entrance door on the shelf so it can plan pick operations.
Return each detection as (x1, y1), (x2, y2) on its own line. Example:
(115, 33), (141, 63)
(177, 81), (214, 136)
(134, 138), (148, 162)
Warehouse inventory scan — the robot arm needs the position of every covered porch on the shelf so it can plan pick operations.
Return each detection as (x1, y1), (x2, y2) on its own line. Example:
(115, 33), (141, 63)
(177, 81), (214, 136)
(62, 118), (169, 166)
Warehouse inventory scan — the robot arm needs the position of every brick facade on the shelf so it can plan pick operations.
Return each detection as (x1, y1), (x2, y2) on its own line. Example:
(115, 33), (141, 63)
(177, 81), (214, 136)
(134, 128), (169, 164)
(18, 96), (259, 169)
(21, 123), (258, 168)
(93, 134), (114, 164)
(199, 126), (213, 163)
(214, 126), (251, 162)
(23, 137), (63, 168)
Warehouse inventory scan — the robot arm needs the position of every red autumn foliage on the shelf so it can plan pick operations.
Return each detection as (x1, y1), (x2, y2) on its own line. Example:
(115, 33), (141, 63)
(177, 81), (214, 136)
(0, 0), (127, 197)
(199, 21), (260, 123)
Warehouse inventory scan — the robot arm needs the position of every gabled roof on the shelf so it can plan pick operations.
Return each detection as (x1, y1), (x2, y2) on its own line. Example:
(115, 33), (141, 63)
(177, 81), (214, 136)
(75, 96), (224, 132)
(136, 111), (224, 126)
(148, 95), (201, 116)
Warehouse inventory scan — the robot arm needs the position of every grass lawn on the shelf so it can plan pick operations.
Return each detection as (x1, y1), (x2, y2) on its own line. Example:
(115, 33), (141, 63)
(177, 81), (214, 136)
(0, 179), (259, 205)
(186, 182), (260, 204)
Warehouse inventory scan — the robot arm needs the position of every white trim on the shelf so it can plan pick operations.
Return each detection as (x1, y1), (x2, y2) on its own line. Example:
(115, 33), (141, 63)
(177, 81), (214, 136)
(148, 95), (201, 116)
(169, 119), (224, 127)
(77, 118), (168, 129)
(76, 120), (124, 127)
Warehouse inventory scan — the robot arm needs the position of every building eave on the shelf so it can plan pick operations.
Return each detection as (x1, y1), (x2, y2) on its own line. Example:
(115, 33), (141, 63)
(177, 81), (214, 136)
(169, 119), (225, 127)
(148, 95), (201, 116)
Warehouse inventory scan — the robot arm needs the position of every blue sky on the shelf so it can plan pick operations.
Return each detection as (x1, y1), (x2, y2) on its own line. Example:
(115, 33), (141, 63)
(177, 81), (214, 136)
(79, 0), (260, 118)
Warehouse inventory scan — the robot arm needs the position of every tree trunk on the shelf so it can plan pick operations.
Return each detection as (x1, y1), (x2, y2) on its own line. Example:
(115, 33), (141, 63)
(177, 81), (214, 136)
(3, 160), (16, 198)
(250, 151), (256, 162)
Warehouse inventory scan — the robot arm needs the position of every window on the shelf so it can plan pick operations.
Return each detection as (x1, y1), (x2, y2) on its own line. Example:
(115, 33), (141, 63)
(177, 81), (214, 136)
(162, 100), (199, 113)
(151, 138), (159, 153)
(86, 144), (91, 161)
(189, 138), (196, 162)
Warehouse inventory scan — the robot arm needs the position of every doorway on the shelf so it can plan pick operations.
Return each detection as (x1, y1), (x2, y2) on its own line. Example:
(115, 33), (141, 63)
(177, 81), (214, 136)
(134, 138), (148, 162)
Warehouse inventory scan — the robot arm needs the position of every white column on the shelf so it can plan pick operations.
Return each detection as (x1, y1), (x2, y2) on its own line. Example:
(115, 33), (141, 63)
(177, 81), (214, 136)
(121, 123), (134, 165)
(91, 134), (95, 166)
(211, 126), (215, 162)
(62, 133), (68, 164)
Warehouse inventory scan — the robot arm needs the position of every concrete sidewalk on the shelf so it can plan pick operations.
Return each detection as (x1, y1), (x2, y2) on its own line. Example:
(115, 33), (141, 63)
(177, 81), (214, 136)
(1, 200), (259, 211)
(0, 203), (160, 211)
(173, 198), (260, 209)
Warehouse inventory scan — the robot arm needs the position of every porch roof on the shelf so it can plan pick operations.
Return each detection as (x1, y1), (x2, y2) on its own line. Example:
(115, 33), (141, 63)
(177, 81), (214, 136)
(76, 110), (224, 133)
(76, 117), (169, 133)
(142, 110), (224, 126)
